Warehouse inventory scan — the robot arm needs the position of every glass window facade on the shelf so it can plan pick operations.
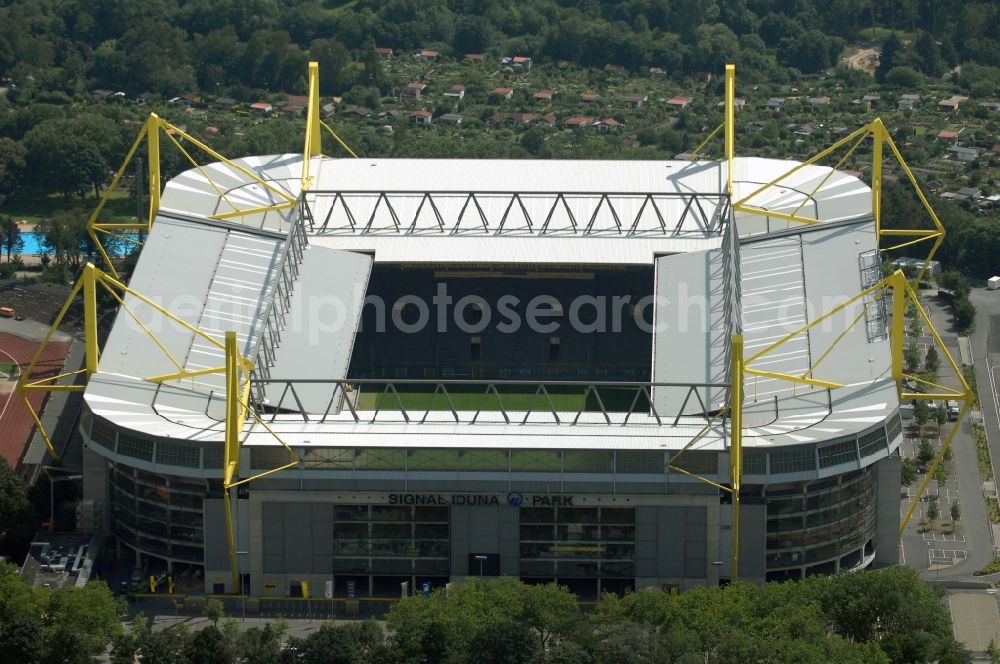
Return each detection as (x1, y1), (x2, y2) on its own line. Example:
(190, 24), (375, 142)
(519, 506), (635, 579)
(333, 504), (449, 576)
(157, 442), (201, 468)
(108, 462), (207, 562)
(770, 448), (815, 474)
(818, 441), (857, 468)
(859, 426), (888, 459)
(765, 466), (877, 576)
(117, 433), (153, 461)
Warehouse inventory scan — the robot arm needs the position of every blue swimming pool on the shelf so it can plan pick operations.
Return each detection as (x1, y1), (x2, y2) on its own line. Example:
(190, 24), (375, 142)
(18, 231), (139, 256)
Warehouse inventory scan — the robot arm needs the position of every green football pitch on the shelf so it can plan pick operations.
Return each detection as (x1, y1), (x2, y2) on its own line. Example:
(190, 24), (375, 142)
(354, 383), (650, 413)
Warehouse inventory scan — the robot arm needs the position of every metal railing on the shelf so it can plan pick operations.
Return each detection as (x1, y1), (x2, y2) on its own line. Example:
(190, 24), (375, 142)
(303, 189), (730, 236)
(250, 378), (769, 428)
(247, 209), (310, 395)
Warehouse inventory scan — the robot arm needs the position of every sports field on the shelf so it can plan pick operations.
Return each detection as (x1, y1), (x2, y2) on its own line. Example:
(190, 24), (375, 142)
(354, 383), (651, 413)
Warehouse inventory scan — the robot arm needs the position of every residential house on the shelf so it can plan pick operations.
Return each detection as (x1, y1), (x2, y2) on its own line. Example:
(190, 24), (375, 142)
(936, 129), (960, 142)
(214, 97), (237, 108)
(794, 124), (815, 136)
(90, 89), (113, 102)
(375, 47), (393, 59)
(807, 96), (831, 106)
(604, 64), (624, 72)
(747, 121), (766, 133)
(249, 101), (272, 114)
(714, 98), (746, 111)
(507, 113), (537, 126)
(181, 93), (199, 105)
(563, 116), (594, 128)
(992, 144), (1000, 156)
(766, 97), (784, 110)
(284, 95), (309, 107)
(322, 102), (337, 117)
(466, 53), (485, 63)
(282, 105), (304, 116)
(947, 146), (980, 162)
(493, 87), (514, 99)
(852, 98), (872, 111)
(695, 72), (712, 83)
(341, 106), (372, 119)
(979, 101), (1000, 112)
(648, 67), (666, 78)
(486, 113), (505, 125)
(537, 113), (558, 127)
(581, 91), (600, 103)
(862, 94), (880, 103)
(137, 91), (156, 104)
(624, 93), (648, 108)
(898, 94), (920, 111)
(831, 127), (853, 138)
(444, 85), (466, 100)
(533, 89), (554, 101)
(666, 95), (692, 109)
(593, 118), (622, 133)
(402, 82), (427, 98)
(408, 110), (433, 124)
(957, 187), (982, 201)
(439, 113), (464, 125)
(937, 95), (969, 112)
(419, 50), (440, 62)
(557, 60), (571, 69)
(512, 56), (532, 69)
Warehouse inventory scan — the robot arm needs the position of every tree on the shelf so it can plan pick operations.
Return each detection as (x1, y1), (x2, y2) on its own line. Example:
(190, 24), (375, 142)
(938, 270), (970, 298)
(951, 501), (962, 524)
(885, 66), (922, 88)
(310, 38), (351, 94)
(204, 598), (224, 627)
(925, 346), (940, 374)
(934, 464), (948, 490)
(1, 215), (23, 262)
(185, 625), (232, 664)
(877, 34), (903, 82)
(917, 438), (935, 466)
(927, 496), (940, 523)
(0, 457), (32, 554)
(468, 620), (540, 664)
(915, 402), (931, 430)
(904, 342), (922, 372)
(520, 127), (545, 155)
(0, 137), (26, 206)
(908, 316), (923, 338)
(901, 457), (919, 487)
(0, 562), (122, 663)
(935, 405), (948, 428)
(952, 297), (976, 334)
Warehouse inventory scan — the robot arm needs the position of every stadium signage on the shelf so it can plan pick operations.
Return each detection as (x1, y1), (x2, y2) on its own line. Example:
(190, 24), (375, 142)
(387, 492), (574, 507)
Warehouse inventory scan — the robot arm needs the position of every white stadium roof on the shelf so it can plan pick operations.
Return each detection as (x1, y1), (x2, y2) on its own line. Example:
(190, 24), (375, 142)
(85, 153), (896, 452)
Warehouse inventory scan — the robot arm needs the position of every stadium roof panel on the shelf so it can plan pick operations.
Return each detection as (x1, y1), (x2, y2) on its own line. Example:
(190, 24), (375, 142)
(86, 152), (894, 452)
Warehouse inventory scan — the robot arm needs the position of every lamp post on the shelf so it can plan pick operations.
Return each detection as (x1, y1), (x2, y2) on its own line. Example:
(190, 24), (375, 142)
(42, 467), (83, 533)
(235, 550), (248, 621)
(474, 554), (487, 578)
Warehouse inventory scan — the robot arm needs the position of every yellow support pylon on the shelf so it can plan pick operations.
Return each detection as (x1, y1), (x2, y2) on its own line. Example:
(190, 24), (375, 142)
(729, 334), (743, 582)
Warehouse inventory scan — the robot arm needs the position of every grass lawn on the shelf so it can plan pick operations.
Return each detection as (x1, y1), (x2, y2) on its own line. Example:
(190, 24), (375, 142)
(4, 189), (138, 226)
(354, 383), (651, 413)
(0, 361), (19, 378)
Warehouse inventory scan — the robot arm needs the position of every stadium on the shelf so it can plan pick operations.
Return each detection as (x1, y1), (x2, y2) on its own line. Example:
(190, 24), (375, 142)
(37, 65), (965, 601)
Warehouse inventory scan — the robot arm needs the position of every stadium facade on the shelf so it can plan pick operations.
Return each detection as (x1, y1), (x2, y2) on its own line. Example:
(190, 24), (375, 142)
(61, 64), (964, 600)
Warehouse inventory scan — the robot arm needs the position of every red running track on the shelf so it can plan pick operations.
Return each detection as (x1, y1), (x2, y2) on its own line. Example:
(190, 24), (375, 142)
(0, 332), (70, 469)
